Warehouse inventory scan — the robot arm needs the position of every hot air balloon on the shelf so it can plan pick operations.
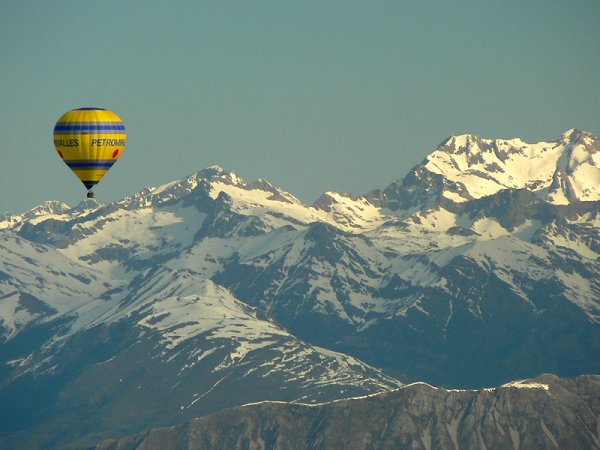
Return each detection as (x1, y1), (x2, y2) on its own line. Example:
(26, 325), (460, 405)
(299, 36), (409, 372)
(53, 107), (127, 198)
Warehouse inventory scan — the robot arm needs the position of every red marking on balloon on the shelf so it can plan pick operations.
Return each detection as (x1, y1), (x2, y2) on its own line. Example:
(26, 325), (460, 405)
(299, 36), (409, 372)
(57, 150), (64, 159)
(112, 149), (119, 158)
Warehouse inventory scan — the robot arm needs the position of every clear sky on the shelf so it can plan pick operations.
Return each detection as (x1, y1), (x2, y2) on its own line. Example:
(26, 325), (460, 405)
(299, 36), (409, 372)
(1, 0), (599, 214)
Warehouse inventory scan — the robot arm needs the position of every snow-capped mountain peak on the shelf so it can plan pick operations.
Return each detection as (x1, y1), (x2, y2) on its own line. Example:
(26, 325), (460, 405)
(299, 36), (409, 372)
(0, 201), (71, 229)
(24, 200), (71, 218)
(197, 165), (246, 186)
(423, 130), (600, 204)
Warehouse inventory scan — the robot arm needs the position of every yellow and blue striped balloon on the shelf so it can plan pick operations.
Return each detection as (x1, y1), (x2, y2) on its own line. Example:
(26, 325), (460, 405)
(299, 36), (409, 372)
(53, 107), (127, 193)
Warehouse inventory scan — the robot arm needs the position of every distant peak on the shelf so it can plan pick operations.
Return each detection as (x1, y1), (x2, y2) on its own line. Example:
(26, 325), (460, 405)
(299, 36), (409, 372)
(72, 198), (104, 212)
(440, 129), (597, 150)
(17, 200), (72, 220)
(559, 128), (597, 144)
(437, 133), (487, 151)
(196, 166), (245, 185)
(198, 165), (227, 177)
(31, 200), (71, 214)
(420, 128), (600, 205)
(561, 128), (579, 138)
(453, 133), (480, 141)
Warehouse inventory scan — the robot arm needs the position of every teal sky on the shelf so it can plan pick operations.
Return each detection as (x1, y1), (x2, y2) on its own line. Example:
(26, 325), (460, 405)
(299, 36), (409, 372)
(1, 0), (599, 214)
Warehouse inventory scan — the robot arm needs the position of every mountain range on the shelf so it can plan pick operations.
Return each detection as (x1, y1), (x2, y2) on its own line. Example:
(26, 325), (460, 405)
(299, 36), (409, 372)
(0, 129), (598, 448)
(94, 374), (600, 450)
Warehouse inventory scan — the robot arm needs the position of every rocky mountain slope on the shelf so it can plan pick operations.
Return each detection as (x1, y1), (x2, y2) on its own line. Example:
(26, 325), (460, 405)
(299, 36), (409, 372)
(0, 129), (598, 448)
(94, 374), (600, 450)
(0, 230), (401, 449)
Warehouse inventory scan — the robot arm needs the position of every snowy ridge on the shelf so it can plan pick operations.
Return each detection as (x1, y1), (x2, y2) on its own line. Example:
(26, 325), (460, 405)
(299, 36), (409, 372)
(0, 232), (119, 340)
(239, 376), (560, 409)
(501, 380), (550, 390)
(136, 280), (289, 353)
(426, 129), (600, 204)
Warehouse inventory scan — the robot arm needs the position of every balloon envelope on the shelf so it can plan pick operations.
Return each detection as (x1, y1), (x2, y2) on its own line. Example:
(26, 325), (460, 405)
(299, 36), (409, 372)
(53, 107), (127, 190)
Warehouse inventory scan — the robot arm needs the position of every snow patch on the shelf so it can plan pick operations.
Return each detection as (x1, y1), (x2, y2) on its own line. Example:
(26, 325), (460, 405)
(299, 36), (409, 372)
(501, 380), (550, 390)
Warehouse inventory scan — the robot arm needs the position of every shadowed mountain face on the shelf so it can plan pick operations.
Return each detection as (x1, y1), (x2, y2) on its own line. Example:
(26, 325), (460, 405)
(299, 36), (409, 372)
(94, 374), (600, 450)
(1, 130), (599, 448)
